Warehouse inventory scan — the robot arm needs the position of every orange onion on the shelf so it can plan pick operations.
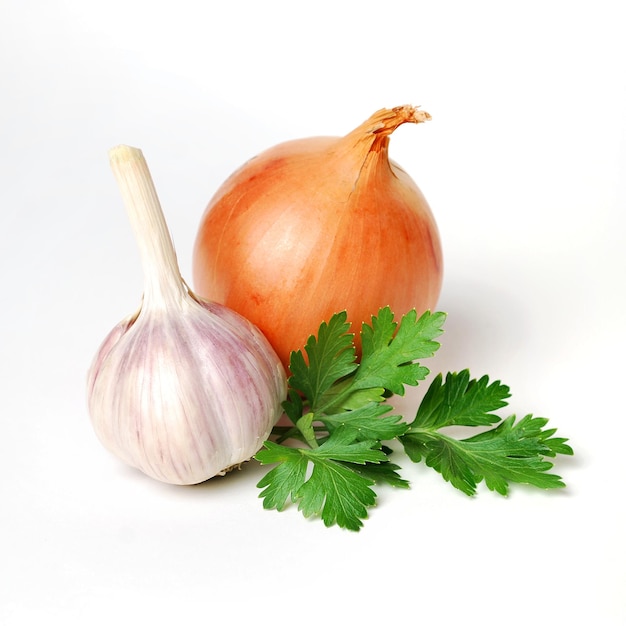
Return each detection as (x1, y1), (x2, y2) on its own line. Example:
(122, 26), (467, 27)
(192, 105), (443, 368)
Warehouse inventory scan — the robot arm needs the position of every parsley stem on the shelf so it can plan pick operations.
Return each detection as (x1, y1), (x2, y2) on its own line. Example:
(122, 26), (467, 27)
(313, 381), (355, 415)
(296, 413), (320, 449)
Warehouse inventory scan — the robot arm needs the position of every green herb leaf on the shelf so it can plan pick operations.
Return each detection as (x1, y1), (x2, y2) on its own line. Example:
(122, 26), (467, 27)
(412, 370), (511, 429)
(296, 460), (376, 531)
(288, 311), (356, 411)
(321, 402), (409, 441)
(355, 309), (446, 396)
(255, 441), (309, 511)
(256, 432), (388, 531)
(400, 372), (574, 496)
(347, 459), (410, 489)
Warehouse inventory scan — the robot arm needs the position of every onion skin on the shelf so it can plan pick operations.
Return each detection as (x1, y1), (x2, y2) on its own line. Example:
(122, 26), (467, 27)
(192, 106), (443, 368)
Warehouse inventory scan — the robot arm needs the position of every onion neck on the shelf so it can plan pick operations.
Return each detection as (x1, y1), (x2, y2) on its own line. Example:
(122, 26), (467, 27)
(109, 145), (187, 310)
(339, 105), (431, 163)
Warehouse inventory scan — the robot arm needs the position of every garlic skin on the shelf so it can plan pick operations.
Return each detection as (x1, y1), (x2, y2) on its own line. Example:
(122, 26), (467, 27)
(87, 145), (287, 485)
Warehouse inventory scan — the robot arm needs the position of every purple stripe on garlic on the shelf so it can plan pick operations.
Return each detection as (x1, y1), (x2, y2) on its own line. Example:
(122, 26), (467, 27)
(87, 146), (287, 485)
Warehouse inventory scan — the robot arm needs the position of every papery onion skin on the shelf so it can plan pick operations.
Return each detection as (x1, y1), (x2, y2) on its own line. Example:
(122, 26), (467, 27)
(192, 106), (443, 368)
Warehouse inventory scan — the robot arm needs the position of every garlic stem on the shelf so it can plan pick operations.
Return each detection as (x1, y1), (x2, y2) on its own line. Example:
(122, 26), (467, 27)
(109, 145), (186, 309)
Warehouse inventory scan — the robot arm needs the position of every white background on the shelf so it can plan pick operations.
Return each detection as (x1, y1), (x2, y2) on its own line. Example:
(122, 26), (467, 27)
(1, 0), (625, 624)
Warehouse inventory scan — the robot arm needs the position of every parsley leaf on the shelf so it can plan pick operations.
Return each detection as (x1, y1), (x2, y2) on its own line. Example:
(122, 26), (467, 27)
(400, 371), (574, 495)
(356, 308), (446, 395)
(288, 311), (356, 411)
(254, 307), (574, 531)
(256, 433), (387, 531)
(321, 402), (409, 441)
(313, 309), (446, 415)
(410, 370), (511, 429)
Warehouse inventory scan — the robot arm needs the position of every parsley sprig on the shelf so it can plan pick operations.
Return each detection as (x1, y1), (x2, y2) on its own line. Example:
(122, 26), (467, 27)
(254, 307), (573, 531)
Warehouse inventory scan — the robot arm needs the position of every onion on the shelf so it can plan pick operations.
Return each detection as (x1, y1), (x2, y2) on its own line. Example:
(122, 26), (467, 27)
(192, 105), (443, 368)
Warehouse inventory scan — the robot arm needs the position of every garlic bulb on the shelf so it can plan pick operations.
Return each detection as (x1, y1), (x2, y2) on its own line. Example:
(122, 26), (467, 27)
(87, 145), (287, 485)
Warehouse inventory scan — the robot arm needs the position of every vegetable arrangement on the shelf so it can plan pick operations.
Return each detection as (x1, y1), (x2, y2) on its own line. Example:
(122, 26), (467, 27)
(87, 107), (573, 531)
